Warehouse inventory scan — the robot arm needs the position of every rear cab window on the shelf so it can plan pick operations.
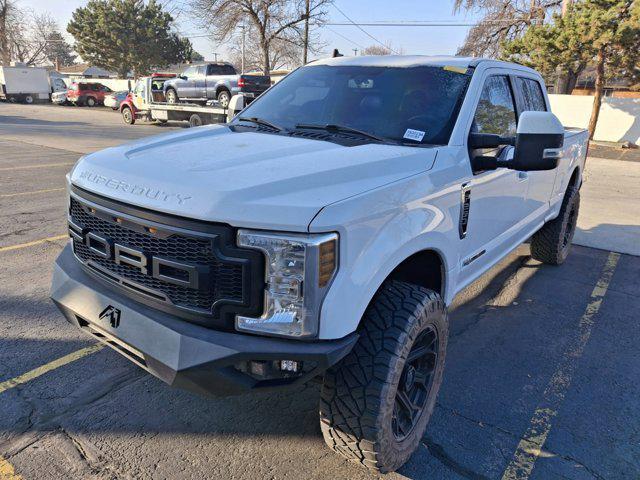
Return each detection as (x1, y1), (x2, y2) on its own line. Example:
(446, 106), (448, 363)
(517, 77), (547, 112)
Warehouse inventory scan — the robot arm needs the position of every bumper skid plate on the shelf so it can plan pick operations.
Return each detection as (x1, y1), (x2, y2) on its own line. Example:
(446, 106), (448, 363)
(51, 244), (357, 397)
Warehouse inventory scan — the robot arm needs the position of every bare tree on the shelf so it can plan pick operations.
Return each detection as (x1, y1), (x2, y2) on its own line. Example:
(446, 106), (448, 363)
(190, 0), (332, 74)
(454, 0), (561, 58)
(0, 0), (17, 64)
(360, 43), (404, 56)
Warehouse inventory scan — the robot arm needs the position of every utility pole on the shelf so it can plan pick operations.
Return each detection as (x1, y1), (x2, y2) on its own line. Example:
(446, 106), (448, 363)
(561, 0), (573, 16)
(302, 0), (310, 65)
(352, 48), (358, 56)
(213, 52), (219, 62)
(241, 24), (246, 73)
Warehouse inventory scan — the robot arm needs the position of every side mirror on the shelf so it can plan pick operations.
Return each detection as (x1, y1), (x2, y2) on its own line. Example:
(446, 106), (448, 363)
(512, 111), (564, 171)
(179, 75), (187, 80)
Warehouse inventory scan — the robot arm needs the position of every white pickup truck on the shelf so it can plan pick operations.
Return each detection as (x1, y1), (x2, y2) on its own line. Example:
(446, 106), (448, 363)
(51, 56), (588, 473)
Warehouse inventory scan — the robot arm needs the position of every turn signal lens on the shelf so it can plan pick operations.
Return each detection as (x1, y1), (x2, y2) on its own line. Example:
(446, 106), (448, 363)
(319, 239), (337, 287)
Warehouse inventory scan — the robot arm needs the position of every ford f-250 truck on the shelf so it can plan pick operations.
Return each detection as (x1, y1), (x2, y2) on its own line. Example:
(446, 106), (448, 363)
(51, 56), (588, 473)
(163, 62), (271, 108)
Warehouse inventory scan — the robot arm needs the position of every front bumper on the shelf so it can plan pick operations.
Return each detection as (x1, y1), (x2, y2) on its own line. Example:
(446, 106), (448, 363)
(50, 244), (357, 396)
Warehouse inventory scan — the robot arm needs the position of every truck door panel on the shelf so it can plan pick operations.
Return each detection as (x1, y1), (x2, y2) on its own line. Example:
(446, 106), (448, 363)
(513, 76), (559, 219)
(459, 74), (528, 285)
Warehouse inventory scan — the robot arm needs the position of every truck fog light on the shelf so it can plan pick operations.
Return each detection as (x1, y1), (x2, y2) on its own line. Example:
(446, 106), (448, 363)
(279, 360), (301, 373)
(236, 230), (338, 338)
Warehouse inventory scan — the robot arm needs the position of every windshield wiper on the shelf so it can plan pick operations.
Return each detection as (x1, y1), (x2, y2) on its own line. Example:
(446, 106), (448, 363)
(295, 123), (386, 143)
(238, 116), (285, 132)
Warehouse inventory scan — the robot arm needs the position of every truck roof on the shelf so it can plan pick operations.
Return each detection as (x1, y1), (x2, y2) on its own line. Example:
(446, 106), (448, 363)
(310, 55), (539, 75)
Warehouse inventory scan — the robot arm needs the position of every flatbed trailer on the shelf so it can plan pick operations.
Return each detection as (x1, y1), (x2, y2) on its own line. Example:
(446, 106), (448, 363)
(149, 102), (229, 127)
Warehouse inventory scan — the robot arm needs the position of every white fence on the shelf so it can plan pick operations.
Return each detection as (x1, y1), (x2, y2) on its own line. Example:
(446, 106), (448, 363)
(549, 94), (640, 145)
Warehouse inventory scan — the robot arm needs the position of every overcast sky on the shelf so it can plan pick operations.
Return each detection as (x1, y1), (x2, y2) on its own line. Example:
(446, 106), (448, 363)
(17, 0), (480, 62)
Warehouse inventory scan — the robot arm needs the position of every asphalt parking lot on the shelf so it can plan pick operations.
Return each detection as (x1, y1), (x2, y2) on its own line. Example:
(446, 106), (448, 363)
(1, 103), (639, 480)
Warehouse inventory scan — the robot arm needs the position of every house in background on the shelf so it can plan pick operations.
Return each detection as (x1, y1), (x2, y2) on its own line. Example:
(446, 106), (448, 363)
(57, 64), (120, 79)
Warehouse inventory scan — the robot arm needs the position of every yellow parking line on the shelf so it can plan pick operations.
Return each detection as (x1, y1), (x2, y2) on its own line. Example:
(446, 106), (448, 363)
(0, 344), (104, 395)
(0, 188), (65, 198)
(501, 251), (620, 480)
(0, 162), (74, 172)
(0, 235), (68, 253)
(0, 455), (22, 480)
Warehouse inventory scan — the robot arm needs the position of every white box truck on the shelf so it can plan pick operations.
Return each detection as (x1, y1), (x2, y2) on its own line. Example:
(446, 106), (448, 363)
(0, 65), (51, 103)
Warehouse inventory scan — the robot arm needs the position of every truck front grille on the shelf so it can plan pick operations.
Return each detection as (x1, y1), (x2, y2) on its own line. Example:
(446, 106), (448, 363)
(68, 190), (264, 329)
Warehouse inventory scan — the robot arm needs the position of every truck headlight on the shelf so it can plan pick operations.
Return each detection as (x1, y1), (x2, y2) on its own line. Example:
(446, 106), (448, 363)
(236, 230), (338, 338)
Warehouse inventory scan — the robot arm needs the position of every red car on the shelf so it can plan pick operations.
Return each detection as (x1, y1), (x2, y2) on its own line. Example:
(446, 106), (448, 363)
(66, 82), (113, 107)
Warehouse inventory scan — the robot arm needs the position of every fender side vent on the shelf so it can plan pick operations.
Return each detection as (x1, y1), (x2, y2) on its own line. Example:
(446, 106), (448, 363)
(459, 183), (471, 239)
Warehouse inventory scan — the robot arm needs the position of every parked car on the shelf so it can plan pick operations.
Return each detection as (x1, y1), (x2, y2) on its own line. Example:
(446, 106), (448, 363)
(104, 90), (129, 110)
(51, 90), (68, 105)
(51, 56), (588, 474)
(66, 82), (113, 106)
(163, 62), (271, 107)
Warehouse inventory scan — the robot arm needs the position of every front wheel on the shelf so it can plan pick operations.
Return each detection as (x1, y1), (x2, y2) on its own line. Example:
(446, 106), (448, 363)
(121, 106), (135, 125)
(24, 95), (34, 104)
(530, 185), (580, 265)
(320, 281), (448, 473)
(86, 96), (96, 107)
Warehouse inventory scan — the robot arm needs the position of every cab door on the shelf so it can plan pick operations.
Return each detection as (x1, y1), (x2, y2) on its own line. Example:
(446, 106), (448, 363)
(514, 76), (559, 219)
(457, 73), (529, 286)
(132, 80), (147, 110)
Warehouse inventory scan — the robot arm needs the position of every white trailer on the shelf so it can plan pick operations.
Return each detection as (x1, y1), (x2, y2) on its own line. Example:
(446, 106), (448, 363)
(0, 66), (51, 103)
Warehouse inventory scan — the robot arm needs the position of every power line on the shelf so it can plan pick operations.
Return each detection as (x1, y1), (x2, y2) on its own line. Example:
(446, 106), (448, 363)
(331, 3), (400, 54)
(326, 20), (528, 27)
(323, 25), (366, 50)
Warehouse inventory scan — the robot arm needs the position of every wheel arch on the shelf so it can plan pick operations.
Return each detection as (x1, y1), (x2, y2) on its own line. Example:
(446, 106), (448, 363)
(216, 84), (231, 96)
(567, 165), (581, 190)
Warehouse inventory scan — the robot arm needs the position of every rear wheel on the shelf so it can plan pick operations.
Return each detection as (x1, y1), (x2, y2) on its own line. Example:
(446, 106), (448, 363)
(217, 90), (231, 108)
(530, 185), (580, 265)
(166, 89), (178, 104)
(320, 281), (448, 473)
(24, 95), (34, 104)
(189, 114), (202, 127)
(121, 106), (135, 125)
(86, 96), (96, 107)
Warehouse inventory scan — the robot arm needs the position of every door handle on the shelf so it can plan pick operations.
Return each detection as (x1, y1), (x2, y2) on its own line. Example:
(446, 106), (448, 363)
(518, 171), (528, 181)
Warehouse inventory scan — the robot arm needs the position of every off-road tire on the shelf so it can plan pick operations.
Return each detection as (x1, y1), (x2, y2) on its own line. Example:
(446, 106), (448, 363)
(166, 89), (178, 104)
(320, 281), (448, 473)
(531, 185), (580, 265)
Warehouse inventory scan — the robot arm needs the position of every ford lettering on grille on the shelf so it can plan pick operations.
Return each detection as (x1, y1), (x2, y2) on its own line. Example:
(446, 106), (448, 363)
(69, 220), (205, 289)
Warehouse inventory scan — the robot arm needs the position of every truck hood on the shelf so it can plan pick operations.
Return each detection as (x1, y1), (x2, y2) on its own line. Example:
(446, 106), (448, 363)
(70, 125), (437, 231)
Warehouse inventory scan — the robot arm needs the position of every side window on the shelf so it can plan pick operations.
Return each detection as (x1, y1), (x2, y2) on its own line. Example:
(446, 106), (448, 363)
(207, 65), (221, 75)
(182, 67), (196, 77)
(196, 65), (206, 76)
(518, 77), (547, 112)
(472, 76), (517, 137)
(220, 65), (236, 75)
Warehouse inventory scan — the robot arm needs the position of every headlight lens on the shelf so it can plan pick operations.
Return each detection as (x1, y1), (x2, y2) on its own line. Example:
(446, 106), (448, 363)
(236, 230), (338, 338)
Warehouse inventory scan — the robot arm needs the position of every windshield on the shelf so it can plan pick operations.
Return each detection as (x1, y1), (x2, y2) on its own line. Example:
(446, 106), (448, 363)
(234, 64), (471, 145)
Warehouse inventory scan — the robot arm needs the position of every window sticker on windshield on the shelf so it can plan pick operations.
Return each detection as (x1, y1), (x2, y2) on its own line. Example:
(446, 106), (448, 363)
(404, 129), (426, 142)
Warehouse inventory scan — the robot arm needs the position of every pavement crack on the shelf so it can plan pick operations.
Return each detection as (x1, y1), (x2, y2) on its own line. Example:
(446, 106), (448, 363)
(422, 438), (491, 480)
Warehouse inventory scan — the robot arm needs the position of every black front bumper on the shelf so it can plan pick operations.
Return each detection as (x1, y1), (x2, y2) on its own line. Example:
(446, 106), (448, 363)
(51, 244), (357, 396)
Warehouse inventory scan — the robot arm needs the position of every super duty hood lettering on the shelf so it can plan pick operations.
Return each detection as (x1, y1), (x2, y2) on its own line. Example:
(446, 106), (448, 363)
(78, 170), (192, 205)
(70, 128), (437, 230)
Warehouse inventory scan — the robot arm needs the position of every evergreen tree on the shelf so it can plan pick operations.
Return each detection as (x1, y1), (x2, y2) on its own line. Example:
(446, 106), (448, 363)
(503, 0), (640, 139)
(67, 0), (195, 77)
